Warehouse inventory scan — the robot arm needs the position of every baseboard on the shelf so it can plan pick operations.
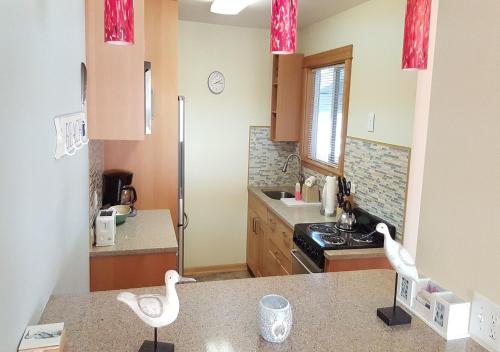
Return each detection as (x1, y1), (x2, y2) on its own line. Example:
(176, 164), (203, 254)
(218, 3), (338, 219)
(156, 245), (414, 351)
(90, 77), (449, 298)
(184, 263), (248, 276)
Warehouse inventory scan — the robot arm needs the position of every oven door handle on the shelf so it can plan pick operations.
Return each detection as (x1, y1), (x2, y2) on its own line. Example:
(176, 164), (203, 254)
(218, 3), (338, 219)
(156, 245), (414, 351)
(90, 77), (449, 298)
(291, 249), (313, 274)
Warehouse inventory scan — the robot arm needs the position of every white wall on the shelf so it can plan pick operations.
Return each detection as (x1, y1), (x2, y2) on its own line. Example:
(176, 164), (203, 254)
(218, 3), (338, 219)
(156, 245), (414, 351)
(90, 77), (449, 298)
(403, 0), (439, 258)
(179, 21), (272, 268)
(0, 0), (89, 350)
(299, 0), (417, 147)
(415, 0), (500, 302)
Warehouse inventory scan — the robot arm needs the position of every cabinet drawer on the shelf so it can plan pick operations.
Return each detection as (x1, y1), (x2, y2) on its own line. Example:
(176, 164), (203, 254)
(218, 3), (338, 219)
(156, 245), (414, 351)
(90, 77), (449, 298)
(269, 225), (292, 263)
(248, 193), (268, 224)
(267, 212), (293, 259)
(265, 248), (290, 276)
(267, 236), (292, 274)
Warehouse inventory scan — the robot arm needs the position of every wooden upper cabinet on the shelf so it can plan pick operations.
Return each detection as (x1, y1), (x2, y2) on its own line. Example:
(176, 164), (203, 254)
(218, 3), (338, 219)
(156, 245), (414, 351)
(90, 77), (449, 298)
(86, 0), (145, 140)
(271, 54), (304, 142)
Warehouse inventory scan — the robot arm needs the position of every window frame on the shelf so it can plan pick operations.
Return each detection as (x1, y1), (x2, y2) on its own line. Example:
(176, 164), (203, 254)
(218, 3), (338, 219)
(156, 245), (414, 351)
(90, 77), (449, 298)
(300, 45), (353, 176)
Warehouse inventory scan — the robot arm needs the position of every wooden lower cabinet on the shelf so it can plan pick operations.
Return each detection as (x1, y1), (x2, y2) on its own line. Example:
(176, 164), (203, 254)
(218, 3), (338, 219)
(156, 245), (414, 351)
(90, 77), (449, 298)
(90, 252), (177, 292)
(247, 191), (391, 277)
(246, 207), (264, 277)
(247, 193), (292, 277)
(325, 257), (391, 272)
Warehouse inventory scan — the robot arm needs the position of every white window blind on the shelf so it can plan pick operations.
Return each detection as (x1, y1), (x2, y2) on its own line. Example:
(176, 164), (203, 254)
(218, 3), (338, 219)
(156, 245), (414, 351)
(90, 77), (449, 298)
(307, 63), (345, 168)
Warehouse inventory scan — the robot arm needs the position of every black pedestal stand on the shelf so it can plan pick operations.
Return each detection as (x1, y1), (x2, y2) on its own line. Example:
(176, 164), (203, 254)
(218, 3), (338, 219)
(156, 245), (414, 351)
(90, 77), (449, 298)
(376, 273), (412, 326)
(138, 328), (174, 352)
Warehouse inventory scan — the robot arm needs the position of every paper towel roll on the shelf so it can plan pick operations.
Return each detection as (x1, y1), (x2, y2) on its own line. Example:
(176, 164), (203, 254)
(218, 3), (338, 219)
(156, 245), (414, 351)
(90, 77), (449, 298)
(325, 176), (337, 215)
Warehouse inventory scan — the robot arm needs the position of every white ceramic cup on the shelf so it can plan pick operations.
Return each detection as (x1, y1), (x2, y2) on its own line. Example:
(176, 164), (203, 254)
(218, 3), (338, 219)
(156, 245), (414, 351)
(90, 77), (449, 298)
(259, 294), (292, 343)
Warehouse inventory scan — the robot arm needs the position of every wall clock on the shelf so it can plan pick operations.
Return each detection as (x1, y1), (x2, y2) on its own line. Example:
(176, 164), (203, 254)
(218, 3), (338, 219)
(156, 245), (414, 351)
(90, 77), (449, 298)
(208, 71), (225, 94)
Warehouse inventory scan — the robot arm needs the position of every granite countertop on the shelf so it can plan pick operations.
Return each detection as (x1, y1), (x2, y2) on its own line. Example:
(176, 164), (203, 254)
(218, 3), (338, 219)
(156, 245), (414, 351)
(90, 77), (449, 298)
(90, 209), (178, 257)
(39, 270), (485, 352)
(248, 185), (333, 228)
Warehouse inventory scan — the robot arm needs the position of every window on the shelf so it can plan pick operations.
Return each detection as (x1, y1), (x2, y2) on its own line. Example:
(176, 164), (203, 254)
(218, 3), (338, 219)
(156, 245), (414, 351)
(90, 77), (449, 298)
(301, 45), (352, 175)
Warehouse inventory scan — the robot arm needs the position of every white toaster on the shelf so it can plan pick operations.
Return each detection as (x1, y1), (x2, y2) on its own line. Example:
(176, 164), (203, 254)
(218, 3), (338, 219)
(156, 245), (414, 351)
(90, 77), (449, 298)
(95, 208), (117, 246)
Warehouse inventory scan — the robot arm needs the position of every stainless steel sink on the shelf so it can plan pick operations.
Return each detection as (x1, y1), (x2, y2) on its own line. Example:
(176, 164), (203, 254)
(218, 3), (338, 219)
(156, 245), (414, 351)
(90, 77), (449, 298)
(261, 190), (294, 200)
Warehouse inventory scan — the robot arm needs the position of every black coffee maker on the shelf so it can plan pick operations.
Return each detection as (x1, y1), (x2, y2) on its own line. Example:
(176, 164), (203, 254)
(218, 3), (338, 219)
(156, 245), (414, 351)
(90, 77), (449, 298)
(102, 170), (138, 208)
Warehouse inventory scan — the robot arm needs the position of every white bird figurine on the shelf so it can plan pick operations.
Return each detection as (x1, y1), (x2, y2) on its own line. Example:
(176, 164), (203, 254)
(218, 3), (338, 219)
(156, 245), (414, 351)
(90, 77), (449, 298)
(376, 223), (419, 281)
(117, 270), (195, 328)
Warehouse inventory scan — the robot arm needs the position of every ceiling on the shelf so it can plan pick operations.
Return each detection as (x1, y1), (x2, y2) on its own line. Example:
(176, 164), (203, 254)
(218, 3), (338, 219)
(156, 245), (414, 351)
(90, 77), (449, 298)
(179, 0), (371, 29)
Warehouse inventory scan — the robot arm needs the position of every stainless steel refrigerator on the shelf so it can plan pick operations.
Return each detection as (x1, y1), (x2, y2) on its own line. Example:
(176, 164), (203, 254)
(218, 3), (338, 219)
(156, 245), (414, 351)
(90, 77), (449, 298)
(177, 96), (188, 275)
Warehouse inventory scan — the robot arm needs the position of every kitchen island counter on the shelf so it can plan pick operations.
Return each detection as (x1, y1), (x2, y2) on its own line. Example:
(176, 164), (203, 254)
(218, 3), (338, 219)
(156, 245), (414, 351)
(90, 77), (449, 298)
(90, 209), (178, 257)
(40, 270), (485, 351)
(89, 209), (178, 291)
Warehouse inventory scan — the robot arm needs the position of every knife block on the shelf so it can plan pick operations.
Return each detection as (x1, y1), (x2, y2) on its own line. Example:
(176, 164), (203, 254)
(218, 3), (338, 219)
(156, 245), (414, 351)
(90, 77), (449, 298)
(302, 185), (320, 203)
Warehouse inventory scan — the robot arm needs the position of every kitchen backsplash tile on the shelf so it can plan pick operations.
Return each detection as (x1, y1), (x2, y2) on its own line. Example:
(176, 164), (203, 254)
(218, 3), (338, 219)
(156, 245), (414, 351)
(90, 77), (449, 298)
(89, 140), (104, 227)
(248, 126), (300, 186)
(304, 137), (410, 239)
(247, 127), (410, 239)
(342, 138), (410, 239)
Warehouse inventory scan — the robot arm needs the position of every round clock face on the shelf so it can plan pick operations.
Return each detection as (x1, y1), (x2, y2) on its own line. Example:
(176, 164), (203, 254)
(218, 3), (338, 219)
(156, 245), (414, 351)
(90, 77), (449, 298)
(208, 71), (225, 94)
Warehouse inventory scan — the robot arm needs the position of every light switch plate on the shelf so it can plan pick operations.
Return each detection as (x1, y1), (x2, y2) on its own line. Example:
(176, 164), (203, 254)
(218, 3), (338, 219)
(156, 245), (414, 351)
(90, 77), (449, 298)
(368, 112), (375, 132)
(470, 292), (500, 351)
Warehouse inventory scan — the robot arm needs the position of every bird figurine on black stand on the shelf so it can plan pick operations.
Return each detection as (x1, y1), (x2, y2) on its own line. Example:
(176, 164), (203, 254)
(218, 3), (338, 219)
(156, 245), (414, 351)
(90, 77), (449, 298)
(376, 223), (419, 326)
(117, 270), (196, 352)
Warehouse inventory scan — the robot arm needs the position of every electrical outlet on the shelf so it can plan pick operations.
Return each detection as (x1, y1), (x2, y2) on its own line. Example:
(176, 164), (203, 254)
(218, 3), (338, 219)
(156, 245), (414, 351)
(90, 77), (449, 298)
(350, 182), (356, 194)
(470, 292), (500, 351)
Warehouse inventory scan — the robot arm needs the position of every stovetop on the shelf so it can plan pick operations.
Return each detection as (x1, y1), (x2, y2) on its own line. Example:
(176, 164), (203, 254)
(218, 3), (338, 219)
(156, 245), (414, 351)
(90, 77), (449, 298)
(293, 208), (396, 270)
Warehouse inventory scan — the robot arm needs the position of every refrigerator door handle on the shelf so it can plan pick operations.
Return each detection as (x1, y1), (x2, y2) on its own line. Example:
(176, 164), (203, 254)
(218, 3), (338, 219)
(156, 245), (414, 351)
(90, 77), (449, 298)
(183, 212), (189, 229)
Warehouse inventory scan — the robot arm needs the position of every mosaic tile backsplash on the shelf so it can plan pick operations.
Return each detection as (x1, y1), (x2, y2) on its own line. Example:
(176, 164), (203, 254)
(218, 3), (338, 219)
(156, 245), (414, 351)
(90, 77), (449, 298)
(89, 140), (104, 227)
(344, 138), (409, 238)
(248, 127), (410, 238)
(248, 127), (300, 186)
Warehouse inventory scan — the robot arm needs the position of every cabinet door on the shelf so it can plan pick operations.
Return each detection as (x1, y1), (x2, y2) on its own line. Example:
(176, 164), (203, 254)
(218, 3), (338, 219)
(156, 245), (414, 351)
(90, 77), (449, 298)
(271, 53), (303, 142)
(86, 0), (145, 140)
(247, 208), (263, 276)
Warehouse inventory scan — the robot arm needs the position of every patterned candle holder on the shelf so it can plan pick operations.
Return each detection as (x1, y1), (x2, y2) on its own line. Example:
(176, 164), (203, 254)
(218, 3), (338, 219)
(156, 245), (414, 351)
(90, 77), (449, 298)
(259, 294), (292, 343)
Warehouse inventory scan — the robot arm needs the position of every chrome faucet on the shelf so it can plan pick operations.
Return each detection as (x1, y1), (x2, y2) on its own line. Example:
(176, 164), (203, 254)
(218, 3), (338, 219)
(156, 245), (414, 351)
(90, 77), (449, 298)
(282, 153), (305, 189)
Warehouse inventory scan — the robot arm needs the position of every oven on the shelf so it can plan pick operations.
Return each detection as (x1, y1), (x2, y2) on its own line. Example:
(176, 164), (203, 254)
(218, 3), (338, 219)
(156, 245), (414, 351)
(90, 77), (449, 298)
(291, 247), (323, 274)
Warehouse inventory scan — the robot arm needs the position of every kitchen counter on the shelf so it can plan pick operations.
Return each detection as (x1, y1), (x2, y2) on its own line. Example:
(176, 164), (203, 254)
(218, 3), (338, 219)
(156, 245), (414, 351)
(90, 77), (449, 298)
(249, 186), (387, 262)
(40, 270), (485, 351)
(324, 247), (385, 260)
(90, 209), (178, 257)
(248, 185), (333, 228)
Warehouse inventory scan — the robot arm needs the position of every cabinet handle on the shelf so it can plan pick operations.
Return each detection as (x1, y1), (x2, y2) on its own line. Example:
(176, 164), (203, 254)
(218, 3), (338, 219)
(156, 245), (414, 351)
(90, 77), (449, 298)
(255, 218), (260, 234)
(252, 218), (256, 233)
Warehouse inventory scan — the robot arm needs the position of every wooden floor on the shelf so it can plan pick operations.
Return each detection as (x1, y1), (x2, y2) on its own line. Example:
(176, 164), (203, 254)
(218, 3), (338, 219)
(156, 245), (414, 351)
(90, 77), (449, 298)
(191, 270), (253, 282)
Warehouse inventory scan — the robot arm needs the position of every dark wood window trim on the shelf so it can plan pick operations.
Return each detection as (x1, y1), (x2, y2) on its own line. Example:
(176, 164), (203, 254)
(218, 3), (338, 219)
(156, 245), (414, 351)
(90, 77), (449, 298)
(300, 45), (353, 177)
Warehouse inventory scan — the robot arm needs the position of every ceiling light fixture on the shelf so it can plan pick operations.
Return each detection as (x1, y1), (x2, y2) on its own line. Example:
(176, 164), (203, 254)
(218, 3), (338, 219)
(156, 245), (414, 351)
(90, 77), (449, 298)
(270, 0), (298, 55)
(210, 0), (255, 15)
(104, 0), (134, 45)
(402, 0), (432, 70)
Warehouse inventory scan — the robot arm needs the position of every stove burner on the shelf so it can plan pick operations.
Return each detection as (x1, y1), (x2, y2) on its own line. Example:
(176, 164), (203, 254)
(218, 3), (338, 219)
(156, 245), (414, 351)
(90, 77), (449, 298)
(351, 233), (374, 243)
(321, 234), (346, 246)
(334, 223), (357, 233)
(307, 224), (335, 234)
